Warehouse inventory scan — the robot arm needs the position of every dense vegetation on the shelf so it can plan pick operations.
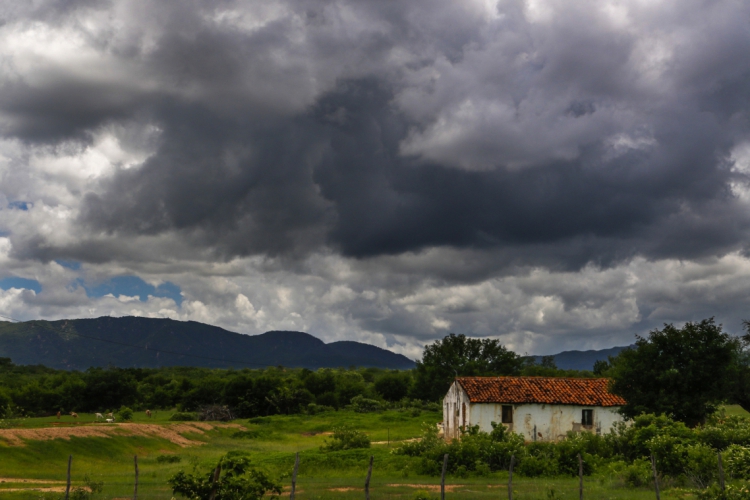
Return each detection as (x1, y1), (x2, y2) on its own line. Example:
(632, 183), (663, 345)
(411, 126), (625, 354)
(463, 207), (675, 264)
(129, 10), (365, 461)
(0, 355), (596, 418)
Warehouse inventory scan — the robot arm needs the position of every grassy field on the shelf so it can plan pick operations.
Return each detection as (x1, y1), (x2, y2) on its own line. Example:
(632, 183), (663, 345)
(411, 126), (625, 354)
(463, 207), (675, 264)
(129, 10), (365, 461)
(0, 408), (746, 499)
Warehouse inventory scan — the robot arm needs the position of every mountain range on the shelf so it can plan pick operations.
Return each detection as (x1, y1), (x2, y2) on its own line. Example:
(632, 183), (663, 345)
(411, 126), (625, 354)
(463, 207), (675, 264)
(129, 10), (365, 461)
(0, 316), (415, 370)
(0, 316), (630, 371)
(531, 345), (631, 371)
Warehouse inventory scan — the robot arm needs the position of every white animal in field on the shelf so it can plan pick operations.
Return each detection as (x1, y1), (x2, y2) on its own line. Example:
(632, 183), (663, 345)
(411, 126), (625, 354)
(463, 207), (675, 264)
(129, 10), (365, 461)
(70, 412), (78, 418)
(106, 412), (114, 418)
(145, 409), (152, 418)
(106, 418), (115, 423)
(95, 413), (104, 420)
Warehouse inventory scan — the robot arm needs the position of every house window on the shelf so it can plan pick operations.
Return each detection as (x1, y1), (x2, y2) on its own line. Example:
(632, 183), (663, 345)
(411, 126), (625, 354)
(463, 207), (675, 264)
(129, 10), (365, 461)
(501, 405), (513, 424)
(582, 409), (593, 427)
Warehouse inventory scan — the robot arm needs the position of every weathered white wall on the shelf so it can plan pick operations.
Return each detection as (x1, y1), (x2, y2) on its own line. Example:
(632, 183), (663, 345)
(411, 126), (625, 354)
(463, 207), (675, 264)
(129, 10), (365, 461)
(442, 381), (472, 441)
(442, 382), (626, 442)
(471, 403), (625, 441)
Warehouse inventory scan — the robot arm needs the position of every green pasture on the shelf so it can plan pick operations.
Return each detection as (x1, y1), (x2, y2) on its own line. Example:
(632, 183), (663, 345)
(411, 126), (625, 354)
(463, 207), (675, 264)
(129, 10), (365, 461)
(721, 404), (750, 418)
(0, 408), (746, 499)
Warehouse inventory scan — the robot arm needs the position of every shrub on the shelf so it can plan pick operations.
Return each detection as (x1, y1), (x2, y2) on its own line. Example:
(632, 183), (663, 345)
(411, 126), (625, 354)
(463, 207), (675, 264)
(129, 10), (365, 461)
(725, 445), (750, 479)
(697, 484), (750, 500)
(412, 490), (435, 500)
(69, 474), (104, 500)
(156, 455), (181, 463)
(169, 412), (197, 421)
(681, 443), (718, 488)
(398, 422), (524, 476)
(118, 406), (133, 421)
(306, 403), (334, 415)
(168, 453), (281, 500)
(349, 395), (381, 413)
(517, 454), (558, 477)
(322, 425), (371, 451)
(198, 404), (233, 421)
(620, 459), (653, 487)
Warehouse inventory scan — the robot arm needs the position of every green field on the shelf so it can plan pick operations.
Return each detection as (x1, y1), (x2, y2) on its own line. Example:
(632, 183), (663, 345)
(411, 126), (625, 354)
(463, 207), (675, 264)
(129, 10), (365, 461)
(1, 408), (747, 499)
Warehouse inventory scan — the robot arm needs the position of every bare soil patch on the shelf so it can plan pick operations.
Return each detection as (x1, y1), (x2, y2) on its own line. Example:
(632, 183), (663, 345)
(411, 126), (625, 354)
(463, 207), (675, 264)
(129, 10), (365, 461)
(328, 487), (360, 492)
(386, 484), (466, 492)
(0, 422), (243, 447)
(0, 486), (68, 492)
(0, 478), (65, 484)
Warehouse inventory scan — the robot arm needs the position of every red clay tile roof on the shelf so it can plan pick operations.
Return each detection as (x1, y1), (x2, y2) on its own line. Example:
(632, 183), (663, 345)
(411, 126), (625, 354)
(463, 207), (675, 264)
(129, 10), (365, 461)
(456, 377), (625, 406)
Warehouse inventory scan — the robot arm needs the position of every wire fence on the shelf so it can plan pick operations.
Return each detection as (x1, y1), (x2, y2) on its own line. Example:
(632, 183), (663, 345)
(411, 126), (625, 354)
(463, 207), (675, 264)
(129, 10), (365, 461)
(7, 450), (728, 499)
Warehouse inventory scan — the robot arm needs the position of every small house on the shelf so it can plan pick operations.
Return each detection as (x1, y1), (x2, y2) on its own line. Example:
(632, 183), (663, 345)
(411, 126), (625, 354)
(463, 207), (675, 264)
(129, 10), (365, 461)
(443, 376), (627, 442)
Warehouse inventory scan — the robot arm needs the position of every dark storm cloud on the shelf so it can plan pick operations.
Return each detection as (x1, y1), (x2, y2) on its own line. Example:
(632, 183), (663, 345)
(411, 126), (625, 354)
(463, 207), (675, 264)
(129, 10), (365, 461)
(3, 0), (750, 270)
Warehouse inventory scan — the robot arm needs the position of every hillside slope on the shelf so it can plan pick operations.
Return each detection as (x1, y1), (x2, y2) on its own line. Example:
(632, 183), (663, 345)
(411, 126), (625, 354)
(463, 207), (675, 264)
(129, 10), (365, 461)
(0, 317), (415, 370)
(532, 345), (631, 371)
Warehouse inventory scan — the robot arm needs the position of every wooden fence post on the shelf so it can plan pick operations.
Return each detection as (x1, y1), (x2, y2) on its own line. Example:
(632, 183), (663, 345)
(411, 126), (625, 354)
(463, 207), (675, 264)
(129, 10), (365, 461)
(133, 455), (139, 500)
(365, 455), (373, 500)
(290, 452), (300, 500)
(650, 454), (660, 500)
(64, 455), (72, 500)
(718, 451), (725, 491)
(208, 462), (222, 500)
(578, 453), (583, 500)
(508, 455), (514, 500)
(441, 454), (449, 500)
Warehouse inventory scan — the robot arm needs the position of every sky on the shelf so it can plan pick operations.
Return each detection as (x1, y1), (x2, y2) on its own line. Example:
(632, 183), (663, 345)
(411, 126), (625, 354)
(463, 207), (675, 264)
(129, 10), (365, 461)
(1, 0), (750, 360)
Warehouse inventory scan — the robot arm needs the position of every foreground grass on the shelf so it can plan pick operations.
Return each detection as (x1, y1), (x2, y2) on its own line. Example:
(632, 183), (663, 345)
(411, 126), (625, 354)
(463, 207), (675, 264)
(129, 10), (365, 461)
(0, 408), (732, 499)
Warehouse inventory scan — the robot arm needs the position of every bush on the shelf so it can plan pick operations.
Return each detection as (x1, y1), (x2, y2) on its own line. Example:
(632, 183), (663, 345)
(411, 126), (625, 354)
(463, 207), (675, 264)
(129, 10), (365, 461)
(621, 459), (653, 487)
(412, 490), (435, 500)
(169, 412), (197, 421)
(156, 455), (181, 463)
(306, 403), (334, 415)
(349, 395), (381, 413)
(118, 406), (133, 421)
(517, 454), (558, 477)
(725, 445), (750, 479)
(168, 453), (281, 500)
(322, 425), (371, 451)
(681, 443), (718, 488)
(398, 422), (524, 476)
(198, 404), (233, 421)
(69, 474), (104, 500)
(697, 484), (750, 500)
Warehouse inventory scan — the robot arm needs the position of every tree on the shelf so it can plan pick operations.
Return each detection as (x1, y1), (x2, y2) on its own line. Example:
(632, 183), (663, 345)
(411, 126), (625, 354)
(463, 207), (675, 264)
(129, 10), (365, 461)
(609, 318), (741, 426)
(411, 333), (523, 402)
(728, 321), (750, 413)
(374, 372), (411, 401)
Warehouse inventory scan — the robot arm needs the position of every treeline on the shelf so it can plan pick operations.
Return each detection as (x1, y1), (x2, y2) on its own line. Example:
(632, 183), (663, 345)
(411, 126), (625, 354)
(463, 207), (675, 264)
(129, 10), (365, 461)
(0, 352), (592, 418)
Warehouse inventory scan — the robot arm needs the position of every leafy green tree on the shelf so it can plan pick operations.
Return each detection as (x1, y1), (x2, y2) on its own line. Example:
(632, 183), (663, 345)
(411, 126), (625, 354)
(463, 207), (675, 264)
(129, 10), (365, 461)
(728, 321), (750, 413)
(411, 333), (523, 402)
(374, 372), (411, 401)
(82, 368), (138, 412)
(609, 318), (741, 426)
(169, 453), (281, 500)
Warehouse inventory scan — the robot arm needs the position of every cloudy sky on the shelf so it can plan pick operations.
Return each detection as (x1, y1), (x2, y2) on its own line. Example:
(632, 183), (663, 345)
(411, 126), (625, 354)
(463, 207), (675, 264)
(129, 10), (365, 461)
(2, 0), (750, 359)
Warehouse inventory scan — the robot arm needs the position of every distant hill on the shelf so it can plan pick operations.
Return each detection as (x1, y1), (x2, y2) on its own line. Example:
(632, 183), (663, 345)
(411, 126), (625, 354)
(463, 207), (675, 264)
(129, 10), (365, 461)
(532, 345), (632, 371)
(0, 317), (416, 371)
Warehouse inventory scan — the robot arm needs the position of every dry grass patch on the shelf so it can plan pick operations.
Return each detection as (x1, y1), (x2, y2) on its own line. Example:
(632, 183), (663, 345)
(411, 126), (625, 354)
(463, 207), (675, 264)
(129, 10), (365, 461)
(0, 422), (243, 447)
